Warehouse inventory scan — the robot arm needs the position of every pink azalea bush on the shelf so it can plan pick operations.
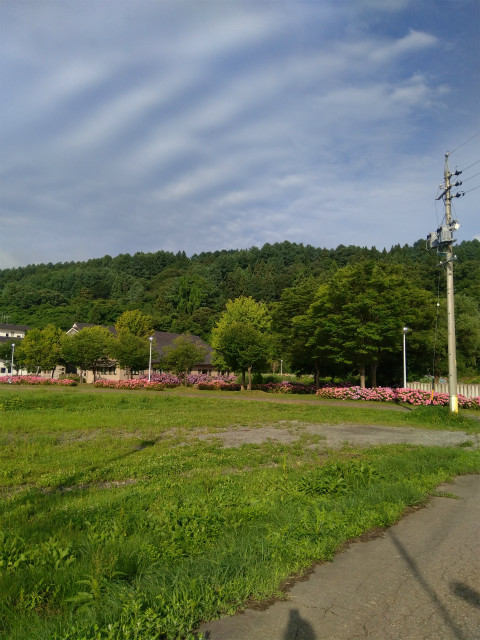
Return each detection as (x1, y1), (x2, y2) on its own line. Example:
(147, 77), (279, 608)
(315, 386), (480, 409)
(138, 372), (182, 387)
(0, 375), (77, 386)
(254, 381), (317, 394)
(94, 379), (165, 391)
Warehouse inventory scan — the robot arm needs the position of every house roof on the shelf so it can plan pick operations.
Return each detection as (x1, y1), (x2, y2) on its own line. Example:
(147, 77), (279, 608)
(66, 323), (213, 366)
(0, 323), (30, 332)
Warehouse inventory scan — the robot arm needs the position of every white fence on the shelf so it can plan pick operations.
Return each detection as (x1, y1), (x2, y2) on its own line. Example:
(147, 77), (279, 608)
(407, 382), (480, 399)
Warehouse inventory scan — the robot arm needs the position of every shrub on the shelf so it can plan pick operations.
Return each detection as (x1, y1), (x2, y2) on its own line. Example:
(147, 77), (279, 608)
(0, 375), (77, 386)
(315, 386), (480, 409)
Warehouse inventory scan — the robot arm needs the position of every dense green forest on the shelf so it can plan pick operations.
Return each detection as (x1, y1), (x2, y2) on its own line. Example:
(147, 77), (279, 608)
(1, 239), (479, 384)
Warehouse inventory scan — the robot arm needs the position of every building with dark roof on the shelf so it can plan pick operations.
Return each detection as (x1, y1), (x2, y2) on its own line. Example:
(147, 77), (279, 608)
(64, 323), (216, 382)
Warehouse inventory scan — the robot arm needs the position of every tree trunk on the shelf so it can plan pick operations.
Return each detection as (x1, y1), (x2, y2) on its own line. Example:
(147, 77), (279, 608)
(247, 366), (252, 391)
(359, 364), (366, 389)
(241, 369), (246, 390)
(370, 362), (378, 388)
(314, 360), (320, 389)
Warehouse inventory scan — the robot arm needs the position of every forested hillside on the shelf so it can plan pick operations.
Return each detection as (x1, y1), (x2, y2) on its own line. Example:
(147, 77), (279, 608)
(1, 239), (479, 384)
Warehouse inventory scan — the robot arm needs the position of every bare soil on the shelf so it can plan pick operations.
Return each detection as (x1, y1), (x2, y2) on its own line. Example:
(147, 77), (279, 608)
(195, 421), (480, 449)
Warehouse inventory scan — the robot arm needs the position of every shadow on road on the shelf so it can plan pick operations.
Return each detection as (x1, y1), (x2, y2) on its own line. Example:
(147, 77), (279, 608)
(283, 608), (316, 640)
(389, 530), (468, 640)
(451, 582), (480, 609)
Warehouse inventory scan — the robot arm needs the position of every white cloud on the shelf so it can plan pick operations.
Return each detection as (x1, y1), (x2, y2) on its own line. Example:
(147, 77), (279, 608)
(0, 0), (478, 266)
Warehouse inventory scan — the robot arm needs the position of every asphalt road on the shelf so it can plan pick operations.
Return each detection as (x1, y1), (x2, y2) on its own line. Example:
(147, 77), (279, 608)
(198, 474), (480, 640)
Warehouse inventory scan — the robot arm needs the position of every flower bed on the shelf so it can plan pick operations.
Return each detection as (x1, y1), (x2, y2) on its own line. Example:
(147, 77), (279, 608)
(0, 375), (77, 386)
(93, 379), (165, 391)
(253, 381), (317, 394)
(138, 372), (182, 387)
(197, 381), (242, 391)
(315, 386), (480, 409)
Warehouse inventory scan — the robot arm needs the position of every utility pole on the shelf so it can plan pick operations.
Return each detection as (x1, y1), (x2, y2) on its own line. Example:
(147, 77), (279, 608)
(427, 152), (463, 413)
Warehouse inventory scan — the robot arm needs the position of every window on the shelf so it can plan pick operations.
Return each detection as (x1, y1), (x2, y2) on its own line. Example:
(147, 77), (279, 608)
(99, 366), (116, 375)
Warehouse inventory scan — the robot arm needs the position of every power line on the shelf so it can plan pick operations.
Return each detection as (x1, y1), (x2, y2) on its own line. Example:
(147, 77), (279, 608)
(461, 170), (480, 182)
(460, 158), (480, 173)
(449, 131), (480, 155)
(463, 184), (480, 194)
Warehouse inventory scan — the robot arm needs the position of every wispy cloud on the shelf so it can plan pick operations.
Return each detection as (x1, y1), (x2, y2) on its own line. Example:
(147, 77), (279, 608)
(0, 0), (478, 268)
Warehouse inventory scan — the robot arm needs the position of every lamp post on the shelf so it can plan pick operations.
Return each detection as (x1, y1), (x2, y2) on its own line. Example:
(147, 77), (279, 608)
(280, 359), (283, 376)
(11, 343), (15, 375)
(148, 336), (153, 382)
(402, 327), (409, 389)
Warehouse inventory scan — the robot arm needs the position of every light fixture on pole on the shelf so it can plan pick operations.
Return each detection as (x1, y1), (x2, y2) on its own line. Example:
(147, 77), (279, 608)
(148, 336), (154, 382)
(11, 343), (15, 375)
(402, 327), (409, 389)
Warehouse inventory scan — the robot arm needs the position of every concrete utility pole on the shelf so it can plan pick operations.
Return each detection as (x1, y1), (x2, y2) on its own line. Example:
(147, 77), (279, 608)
(427, 152), (463, 413)
(443, 154), (458, 413)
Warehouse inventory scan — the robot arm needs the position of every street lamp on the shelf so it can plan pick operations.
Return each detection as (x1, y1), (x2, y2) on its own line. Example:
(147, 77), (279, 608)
(11, 343), (15, 375)
(402, 327), (409, 389)
(148, 336), (154, 382)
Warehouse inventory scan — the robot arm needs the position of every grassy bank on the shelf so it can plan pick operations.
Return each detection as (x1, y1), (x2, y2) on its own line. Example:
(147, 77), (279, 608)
(1, 388), (479, 639)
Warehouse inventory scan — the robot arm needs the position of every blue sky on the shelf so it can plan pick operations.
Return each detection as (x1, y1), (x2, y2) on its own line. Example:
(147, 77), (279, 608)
(1, 0), (479, 268)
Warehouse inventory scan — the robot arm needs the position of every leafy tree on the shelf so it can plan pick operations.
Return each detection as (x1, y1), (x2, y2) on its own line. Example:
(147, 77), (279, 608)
(115, 310), (154, 338)
(212, 322), (270, 389)
(422, 294), (480, 380)
(271, 277), (326, 385)
(211, 296), (272, 389)
(111, 332), (154, 379)
(308, 261), (435, 388)
(15, 324), (63, 376)
(162, 334), (208, 382)
(60, 326), (114, 382)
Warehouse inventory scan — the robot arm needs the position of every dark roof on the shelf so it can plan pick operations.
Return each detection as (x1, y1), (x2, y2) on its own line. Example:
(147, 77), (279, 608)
(152, 331), (213, 365)
(0, 323), (30, 331)
(67, 323), (212, 366)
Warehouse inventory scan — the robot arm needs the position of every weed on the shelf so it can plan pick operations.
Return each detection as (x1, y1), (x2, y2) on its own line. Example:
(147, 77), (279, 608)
(1, 388), (479, 639)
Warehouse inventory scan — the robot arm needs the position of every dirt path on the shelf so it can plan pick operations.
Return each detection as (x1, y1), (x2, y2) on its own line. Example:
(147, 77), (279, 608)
(195, 422), (480, 450)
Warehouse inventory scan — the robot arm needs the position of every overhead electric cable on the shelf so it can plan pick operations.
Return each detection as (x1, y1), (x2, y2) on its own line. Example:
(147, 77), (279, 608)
(460, 159), (480, 173)
(449, 131), (480, 155)
(462, 184), (480, 194)
(461, 170), (480, 182)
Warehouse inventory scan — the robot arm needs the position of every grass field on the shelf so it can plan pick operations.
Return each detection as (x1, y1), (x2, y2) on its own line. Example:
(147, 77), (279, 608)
(1, 387), (479, 639)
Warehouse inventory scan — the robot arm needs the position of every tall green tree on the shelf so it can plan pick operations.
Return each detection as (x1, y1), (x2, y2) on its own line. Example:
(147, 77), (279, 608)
(111, 332), (154, 379)
(115, 310), (154, 338)
(211, 296), (272, 389)
(61, 326), (114, 382)
(271, 277), (326, 385)
(15, 324), (63, 376)
(308, 261), (435, 387)
(162, 334), (208, 383)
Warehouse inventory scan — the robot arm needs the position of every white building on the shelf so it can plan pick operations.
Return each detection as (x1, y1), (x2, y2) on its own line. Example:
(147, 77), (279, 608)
(0, 323), (30, 375)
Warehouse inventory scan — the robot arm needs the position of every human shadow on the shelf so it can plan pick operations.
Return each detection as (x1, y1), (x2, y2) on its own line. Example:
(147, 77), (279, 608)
(389, 530), (468, 640)
(451, 582), (480, 608)
(283, 608), (316, 640)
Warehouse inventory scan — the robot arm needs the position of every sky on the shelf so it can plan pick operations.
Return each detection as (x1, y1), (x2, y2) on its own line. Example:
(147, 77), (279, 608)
(1, 0), (479, 269)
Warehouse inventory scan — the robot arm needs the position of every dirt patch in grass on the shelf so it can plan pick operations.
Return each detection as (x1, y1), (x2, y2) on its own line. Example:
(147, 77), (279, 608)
(194, 422), (480, 449)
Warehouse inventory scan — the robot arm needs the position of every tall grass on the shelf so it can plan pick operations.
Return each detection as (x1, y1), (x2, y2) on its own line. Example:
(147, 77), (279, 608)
(1, 388), (479, 639)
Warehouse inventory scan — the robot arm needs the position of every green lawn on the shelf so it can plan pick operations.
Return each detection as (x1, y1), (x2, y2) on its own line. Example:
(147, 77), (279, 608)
(1, 387), (479, 639)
